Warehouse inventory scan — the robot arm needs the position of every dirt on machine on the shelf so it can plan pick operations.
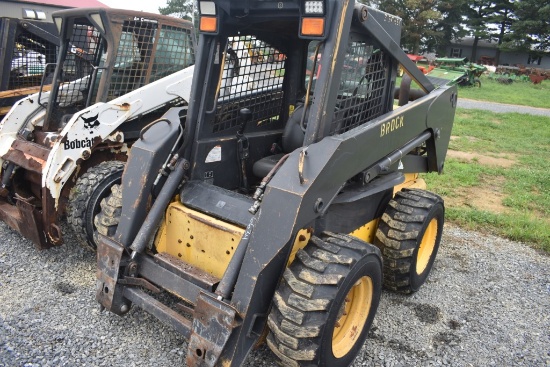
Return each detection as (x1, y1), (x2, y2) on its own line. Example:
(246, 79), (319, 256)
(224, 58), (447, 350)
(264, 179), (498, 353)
(94, 1), (457, 366)
(0, 7), (196, 250)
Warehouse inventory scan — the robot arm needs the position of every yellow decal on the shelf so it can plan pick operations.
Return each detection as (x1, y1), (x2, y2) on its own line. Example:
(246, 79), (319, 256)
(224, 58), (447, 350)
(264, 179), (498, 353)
(380, 115), (404, 137)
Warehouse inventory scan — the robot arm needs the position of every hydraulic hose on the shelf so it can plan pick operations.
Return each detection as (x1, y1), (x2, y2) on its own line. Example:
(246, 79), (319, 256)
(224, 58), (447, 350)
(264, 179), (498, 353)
(129, 158), (187, 257)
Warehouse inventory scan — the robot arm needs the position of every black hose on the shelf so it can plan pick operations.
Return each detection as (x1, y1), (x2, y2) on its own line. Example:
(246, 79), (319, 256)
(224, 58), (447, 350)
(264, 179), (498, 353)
(215, 214), (258, 299)
(129, 158), (187, 257)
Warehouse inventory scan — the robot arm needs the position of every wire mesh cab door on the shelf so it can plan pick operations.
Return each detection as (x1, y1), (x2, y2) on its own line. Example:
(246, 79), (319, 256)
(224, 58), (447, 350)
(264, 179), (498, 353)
(0, 18), (58, 91)
(323, 32), (394, 139)
(191, 34), (294, 190)
(44, 13), (109, 130)
(44, 10), (196, 132)
(0, 18), (59, 116)
(99, 14), (195, 102)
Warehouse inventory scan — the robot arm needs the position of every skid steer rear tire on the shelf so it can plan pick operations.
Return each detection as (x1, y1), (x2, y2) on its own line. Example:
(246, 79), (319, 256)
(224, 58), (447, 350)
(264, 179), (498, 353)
(267, 232), (382, 367)
(374, 188), (444, 293)
(67, 161), (124, 250)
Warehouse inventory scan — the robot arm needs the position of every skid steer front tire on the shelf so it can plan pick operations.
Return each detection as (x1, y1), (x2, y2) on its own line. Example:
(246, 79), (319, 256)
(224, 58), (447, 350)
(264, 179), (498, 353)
(375, 188), (444, 293)
(267, 232), (382, 367)
(67, 161), (124, 250)
(93, 183), (123, 243)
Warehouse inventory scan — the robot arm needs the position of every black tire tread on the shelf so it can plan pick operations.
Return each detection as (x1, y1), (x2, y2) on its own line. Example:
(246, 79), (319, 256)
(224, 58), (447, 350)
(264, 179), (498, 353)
(374, 188), (444, 293)
(94, 183), (123, 240)
(267, 232), (380, 366)
(67, 161), (124, 251)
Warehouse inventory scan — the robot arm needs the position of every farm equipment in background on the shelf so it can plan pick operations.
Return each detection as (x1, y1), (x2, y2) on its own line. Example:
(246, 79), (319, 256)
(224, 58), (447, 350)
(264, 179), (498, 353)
(489, 65), (548, 84)
(397, 54), (434, 76)
(0, 17), (59, 119)
(95, 0), (457, 366)
(478, 55), (495, 66)
(0, 8), (196, 250)
(528, 74), (545, 84)
(426, 57), (487, 87)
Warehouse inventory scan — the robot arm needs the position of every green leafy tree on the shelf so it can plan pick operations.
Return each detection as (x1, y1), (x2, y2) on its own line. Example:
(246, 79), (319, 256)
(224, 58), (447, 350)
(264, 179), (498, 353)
(463, 0), (497, 62)
(159, 0), (196, 21)
(378, 0), (443, 54)
(486, 0), (516, 65)
(509, 0), (550, 52)
(426, 0), (470, 56)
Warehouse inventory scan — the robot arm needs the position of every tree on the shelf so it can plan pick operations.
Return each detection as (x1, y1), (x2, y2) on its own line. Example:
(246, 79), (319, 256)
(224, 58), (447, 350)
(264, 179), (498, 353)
(378, 0), (443, 54)
(427, 0), (470, 56)
(486, 0), (516, 65)
(462, 0), (496, 62)
(159, 0), (196, 21)
(509, 0), (550, 53)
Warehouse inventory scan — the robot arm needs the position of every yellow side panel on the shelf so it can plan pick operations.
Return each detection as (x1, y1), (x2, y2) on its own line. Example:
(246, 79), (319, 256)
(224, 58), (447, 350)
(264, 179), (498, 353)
(155, 202), (245, 279)
(350, 219), (379, 243)
(393, 173), (426, 195)
(347, 173), (425, 246)
(287, 228), (312, 266)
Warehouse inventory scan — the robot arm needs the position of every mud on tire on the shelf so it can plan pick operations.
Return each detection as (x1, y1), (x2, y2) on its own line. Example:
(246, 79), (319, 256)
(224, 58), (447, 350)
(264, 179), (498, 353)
(267, 232), (382, 367)
(375, 188), (444, 293)
(93, 183), (123, 243)
(67, 161), (124, 250)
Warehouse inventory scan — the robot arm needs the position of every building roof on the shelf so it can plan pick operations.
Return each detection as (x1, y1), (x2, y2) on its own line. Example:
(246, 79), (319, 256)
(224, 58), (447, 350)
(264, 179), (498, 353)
(15, 0), (108, 8)
(451, 37), (498, 49)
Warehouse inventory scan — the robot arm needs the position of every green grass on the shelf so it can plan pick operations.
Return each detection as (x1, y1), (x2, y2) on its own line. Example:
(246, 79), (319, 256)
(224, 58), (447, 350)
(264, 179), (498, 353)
(423, 109), (550, 251)
(401, 74), (550, 109)
(456, 75), (550, 109)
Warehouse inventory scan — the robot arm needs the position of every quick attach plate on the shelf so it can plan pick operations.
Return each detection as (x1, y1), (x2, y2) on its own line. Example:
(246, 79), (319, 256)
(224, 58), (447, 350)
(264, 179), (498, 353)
(96, 233), (125, 312)
(187, 292), (241, 367)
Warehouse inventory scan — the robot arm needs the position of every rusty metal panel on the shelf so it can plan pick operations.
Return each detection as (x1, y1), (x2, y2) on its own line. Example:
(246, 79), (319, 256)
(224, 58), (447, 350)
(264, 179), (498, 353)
(0, 198), (48, 249)
(153, 252), (220, 290)
(138, 252), (218, 304)
(33, 131), (59, 148)
(3, 139), (50, 173)
(187, 292), (240, 367)
(96, 234), (125, 311)
(122, 287), (192, 339)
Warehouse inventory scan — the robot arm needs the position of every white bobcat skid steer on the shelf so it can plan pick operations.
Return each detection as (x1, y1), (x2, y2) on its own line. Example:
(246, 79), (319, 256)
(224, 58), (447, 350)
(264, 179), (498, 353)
(0, 7), (195, 249)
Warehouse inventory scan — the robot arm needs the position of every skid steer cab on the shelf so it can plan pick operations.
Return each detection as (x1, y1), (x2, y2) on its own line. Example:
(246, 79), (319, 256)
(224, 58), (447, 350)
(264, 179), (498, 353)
(0, 8), (196, 250)
(96, 0), (456, 366)
(0, 17), (60, 119)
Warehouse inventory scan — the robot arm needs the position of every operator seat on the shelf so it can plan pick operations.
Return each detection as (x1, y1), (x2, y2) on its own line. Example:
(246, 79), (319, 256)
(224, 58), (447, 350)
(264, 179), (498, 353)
(252, 104), (308, 178)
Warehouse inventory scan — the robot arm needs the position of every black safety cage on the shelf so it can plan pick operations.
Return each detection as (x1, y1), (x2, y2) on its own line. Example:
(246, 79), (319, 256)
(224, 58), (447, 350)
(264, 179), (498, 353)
(0, 18), (59, 114)
(44, 8), (195, 131)
(332, 38), (390, 135)
(185, 6), (398, 191)
(213, 36), (287, 133)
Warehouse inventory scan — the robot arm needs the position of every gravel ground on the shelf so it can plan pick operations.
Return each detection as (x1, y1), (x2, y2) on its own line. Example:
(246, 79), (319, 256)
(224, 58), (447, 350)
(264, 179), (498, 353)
(457, 98), (550, 117)
(1, 221), (549, 367)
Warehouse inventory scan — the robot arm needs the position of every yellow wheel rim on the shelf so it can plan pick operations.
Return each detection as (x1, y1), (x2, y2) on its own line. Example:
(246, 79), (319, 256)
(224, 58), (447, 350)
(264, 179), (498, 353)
(332, 276), (373, 358)
(416, 218), (438, 275)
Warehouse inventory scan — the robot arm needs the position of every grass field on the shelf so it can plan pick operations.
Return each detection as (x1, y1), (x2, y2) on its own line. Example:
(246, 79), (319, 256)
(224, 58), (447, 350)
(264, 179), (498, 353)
(423, 109), (550, 251)
(457, 75), (550, 109)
